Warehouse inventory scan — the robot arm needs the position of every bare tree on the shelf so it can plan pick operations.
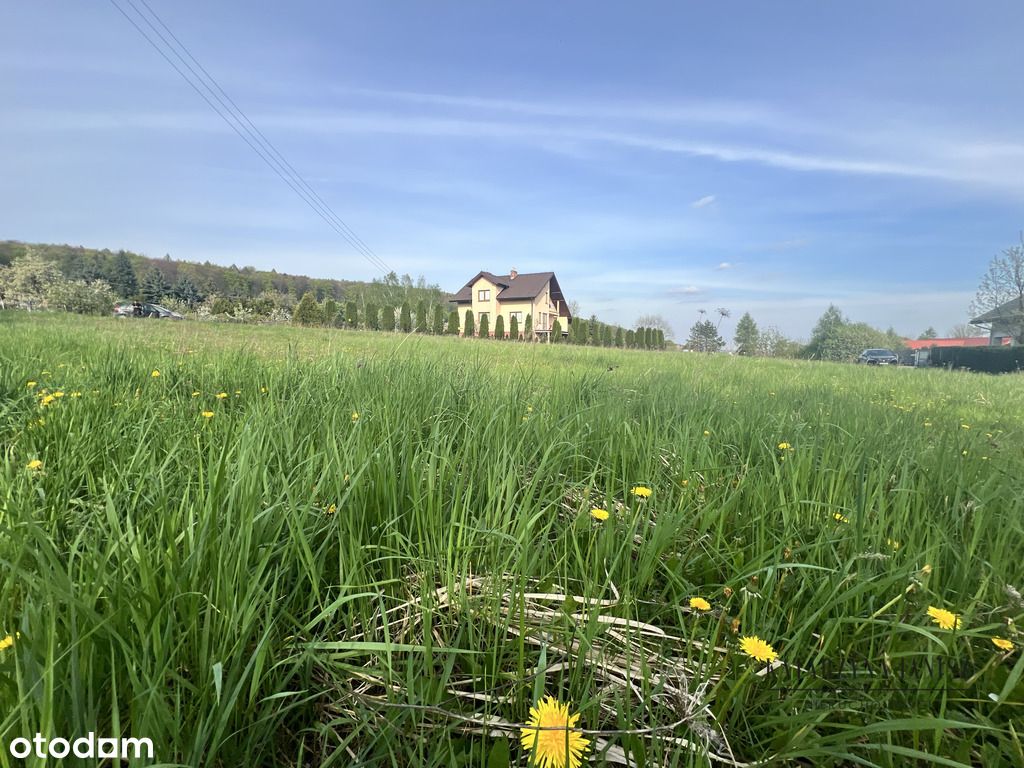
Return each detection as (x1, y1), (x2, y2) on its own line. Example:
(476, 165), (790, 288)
(970, 235), (1024, 317)
(634, 313), (674, 339)
(949, 323), (983, 339)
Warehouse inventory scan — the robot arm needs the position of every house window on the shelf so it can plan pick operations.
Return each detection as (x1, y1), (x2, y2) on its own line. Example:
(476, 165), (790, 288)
(478, 289), (490, 301)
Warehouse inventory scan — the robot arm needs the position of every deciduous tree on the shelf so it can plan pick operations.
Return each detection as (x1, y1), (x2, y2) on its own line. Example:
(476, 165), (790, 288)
(292, 292), (322, 326)
(635, 314), (674, 339)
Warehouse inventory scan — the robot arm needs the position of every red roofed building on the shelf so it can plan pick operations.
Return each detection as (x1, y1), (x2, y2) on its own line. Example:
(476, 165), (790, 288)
(904, 336), (1010, 366)
(903, 337), (1008, 350)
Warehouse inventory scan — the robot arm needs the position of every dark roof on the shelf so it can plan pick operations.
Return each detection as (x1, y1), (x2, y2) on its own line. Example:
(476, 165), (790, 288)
(450, 271), (571, 319)
(971, 296), (1024, 324)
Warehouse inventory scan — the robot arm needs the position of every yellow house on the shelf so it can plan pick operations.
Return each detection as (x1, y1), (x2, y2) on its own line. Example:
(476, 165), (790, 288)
(450, 269), (572, 339)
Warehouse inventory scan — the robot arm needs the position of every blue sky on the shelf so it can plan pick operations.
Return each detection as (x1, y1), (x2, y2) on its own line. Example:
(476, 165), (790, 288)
(3, 1), (1023, 340)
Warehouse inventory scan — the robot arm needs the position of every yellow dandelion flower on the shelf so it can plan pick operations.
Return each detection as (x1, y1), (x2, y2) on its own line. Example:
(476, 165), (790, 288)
(260, 386), (268, 393)
(520, 696), (589, 768)
(590, 508), (609, 522)
(40, 394), (56, 406)
(53, 391), (65, 398)
(216, 392), (228, 399)
(351, 411), (360, 422)
(777, 442), (791, 450)
(0, 633), (18, 651)
(992, 637), (1013, 651)
(703, 430), (710, 436)
(887, 538), (901, 550)
(689, 597), (711, 612)
(680, 479), (689, 487)
(234, 390), (241, 395)
(960, 424), (970, 430)
(739, 635), (778, 664)
(924, 421), (932, 427)
(201, 411), (215, 419)
(526, 405), (534, 413)
(921, 564), (932, 575)
(192, 391), (201, 397)
(833, 513), (850, 524)
(26, 381), (37, 388)
(325, 503), (337, 515)
(26, 459), (43, 471)
(927, 606), (961, 631)
(70, 391), (81, 398)
(151, 370), (161, 377)
(631, 486), (652, 498)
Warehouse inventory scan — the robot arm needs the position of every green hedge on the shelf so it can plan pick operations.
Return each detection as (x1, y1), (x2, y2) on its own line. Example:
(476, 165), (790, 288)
(929, 345), (1024, 373)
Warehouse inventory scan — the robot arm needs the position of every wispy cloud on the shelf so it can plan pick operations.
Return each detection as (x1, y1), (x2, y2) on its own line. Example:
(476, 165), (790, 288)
(691, 194), (716, 209)
(11, 95), (1024, 193)
(716, 261), (734, 270)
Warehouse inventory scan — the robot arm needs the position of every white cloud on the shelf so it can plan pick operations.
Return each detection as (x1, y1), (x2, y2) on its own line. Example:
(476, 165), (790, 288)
(691, 194), (716, 209)
(12, 99), (1024, 194)
(716, 261), (733, 270)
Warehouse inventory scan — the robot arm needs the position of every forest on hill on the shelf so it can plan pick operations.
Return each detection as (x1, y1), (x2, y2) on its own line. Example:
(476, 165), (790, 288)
(0, 239), (446, 320)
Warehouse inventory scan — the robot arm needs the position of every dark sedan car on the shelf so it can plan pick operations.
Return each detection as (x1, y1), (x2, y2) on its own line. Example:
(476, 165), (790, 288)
(857, 348), (899, 365)
(114, 302), (184, 319)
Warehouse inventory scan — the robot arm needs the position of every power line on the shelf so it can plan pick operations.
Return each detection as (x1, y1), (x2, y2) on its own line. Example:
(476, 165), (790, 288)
(132, 0), (389, 274)
(108, 0), (394, 276)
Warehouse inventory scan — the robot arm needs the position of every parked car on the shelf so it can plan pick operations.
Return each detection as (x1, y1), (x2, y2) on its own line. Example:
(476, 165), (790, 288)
(857, 348), (899, 365)
(113, 302), (184, 320)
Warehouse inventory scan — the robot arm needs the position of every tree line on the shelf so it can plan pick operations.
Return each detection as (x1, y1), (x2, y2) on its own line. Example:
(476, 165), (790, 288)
(0, 240), (447, 320)
(290, 291), (668, 349)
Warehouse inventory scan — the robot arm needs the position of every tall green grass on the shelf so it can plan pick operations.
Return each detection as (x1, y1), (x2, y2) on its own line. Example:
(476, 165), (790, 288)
(1, 312), (1022, 767)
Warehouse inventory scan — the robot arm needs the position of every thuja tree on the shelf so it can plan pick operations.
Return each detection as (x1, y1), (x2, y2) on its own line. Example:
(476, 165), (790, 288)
(345, 301), (358, 328)
(448, 309), (460, 335)
(551, 318), (561, 342)
(432, 305), (445, 335)
(478, 314), (490, 338)
(400, 301), (412, 332)
(464, 310), (475, 338)
(416, 300), (427, 333)
(524, 313), (532, 340)
(382, 305), (396, 331)
(494, 315), (505, 340)
(365, 302), (379, 330)
(626, 329), (635, 348)
(322, 297), (338, 327)
(615, 327), (624, 347)
(509, 315), (519, 340)
(602, 324), (612, 346)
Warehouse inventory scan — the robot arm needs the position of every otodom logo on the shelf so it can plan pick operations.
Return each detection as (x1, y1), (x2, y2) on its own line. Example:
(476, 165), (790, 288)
(8, 732), (153, 760)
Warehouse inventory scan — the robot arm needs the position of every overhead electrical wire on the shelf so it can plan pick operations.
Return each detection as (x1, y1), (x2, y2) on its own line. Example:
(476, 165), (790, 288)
(108, 0), (394, 276)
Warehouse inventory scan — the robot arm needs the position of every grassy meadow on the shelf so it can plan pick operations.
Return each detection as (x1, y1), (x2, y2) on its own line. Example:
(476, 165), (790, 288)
(1, 311), (1022, 767)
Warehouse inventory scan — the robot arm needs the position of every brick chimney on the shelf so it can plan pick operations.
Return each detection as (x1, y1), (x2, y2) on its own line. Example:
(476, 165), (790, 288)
(509, 268), (518, 280)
